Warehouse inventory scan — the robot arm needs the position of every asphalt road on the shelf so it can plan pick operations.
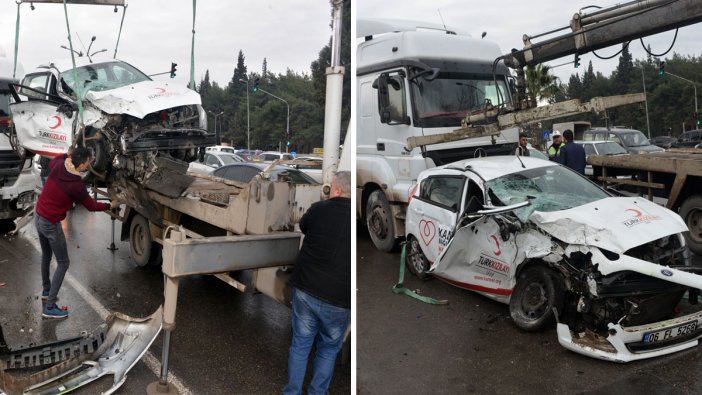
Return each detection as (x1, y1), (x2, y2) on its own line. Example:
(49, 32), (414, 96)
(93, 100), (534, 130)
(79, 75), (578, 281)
(0, 206), (350, 394)
(357, 227), (702, 395)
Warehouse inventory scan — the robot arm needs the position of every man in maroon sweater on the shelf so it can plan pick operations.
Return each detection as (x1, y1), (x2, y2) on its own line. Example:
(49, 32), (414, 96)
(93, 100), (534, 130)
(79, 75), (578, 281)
(36, 146), (118, 319)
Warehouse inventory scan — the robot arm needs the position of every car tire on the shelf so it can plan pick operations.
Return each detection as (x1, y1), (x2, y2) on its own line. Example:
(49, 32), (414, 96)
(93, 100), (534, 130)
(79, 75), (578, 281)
(509, 265), (564, 332)
(680, 195), (702, 255)
(129, 214), (155, 267)
(406, 236), (430, 280)
(365, 190), (397, 252)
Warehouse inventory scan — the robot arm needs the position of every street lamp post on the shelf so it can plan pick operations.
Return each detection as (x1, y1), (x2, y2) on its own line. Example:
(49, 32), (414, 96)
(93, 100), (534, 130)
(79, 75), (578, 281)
(640, 66), (651, 138)
(239, 78), (250, 151)
(664, 71), (698, 130)
(208, 110), (224, 144)
(258, 88), (290, 153)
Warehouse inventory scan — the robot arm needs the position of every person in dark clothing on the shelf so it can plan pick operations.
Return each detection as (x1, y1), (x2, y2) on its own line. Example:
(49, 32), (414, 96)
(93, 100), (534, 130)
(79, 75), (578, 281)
(515, 132), (531, 156)
(284, 171), (351, 395)
(558, 129), (587, 175)
(35, 147), (119, 319)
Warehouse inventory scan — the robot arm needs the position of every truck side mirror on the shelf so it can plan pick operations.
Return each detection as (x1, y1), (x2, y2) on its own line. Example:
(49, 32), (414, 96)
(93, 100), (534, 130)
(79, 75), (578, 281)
(375, 73), (410, 125)
(375, 74), (391, 123)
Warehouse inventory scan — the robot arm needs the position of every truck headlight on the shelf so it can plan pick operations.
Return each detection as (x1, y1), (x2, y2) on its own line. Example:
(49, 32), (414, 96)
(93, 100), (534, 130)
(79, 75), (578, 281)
(197, 104), (208, 130)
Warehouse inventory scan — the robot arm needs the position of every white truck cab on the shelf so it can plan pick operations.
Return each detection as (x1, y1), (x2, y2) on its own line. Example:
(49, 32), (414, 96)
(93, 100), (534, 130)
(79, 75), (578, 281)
(356, 19), (519, 251)
(0, 50), (35, 232)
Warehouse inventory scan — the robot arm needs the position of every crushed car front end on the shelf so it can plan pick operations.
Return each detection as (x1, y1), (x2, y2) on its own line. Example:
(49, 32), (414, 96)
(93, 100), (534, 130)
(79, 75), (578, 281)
(531, 197), (702, 362)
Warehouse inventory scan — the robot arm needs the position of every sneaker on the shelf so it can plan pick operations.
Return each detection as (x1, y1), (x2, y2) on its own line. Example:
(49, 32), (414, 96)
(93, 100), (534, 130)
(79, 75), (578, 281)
(42, 305), (68, 319)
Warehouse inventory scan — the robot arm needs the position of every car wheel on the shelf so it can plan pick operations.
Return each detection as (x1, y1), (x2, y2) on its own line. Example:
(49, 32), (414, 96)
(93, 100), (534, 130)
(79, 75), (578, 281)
(509, 266), (564, 332)
(406, 236), (430, 279)
(129, 214), (157, 267)
(365, 190), (397, 252)
(680, 195), (702, 255)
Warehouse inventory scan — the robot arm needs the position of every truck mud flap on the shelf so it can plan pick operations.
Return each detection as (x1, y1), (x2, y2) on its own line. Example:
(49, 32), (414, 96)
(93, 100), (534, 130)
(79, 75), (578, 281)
(0, 306), (162, 395)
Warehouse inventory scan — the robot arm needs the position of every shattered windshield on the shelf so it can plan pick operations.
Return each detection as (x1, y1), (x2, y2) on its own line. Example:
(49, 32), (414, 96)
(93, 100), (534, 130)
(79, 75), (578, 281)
(60, 61), (150, 98)
(486, 166), (608, 222)
(410, 72), (510, 127)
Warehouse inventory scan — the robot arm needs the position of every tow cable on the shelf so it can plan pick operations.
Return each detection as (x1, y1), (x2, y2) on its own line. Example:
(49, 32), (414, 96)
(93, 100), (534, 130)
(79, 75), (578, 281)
(392, 242), (448, 305)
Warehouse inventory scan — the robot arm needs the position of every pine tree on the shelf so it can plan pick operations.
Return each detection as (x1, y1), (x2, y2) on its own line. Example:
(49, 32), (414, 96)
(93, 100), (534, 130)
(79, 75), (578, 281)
(262, 58), (268, 82)
(615, 43), (634, 92)
(198, 70), (212, 96)
(230, 50), (248, 91)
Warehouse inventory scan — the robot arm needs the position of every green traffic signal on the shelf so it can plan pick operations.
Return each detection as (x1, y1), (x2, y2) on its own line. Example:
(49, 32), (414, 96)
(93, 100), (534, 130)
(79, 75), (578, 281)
(170, 62), (177, 78)
(658, 61), (665, 76)
(252, 77), (260, 93)
(574, 53), (580, 68)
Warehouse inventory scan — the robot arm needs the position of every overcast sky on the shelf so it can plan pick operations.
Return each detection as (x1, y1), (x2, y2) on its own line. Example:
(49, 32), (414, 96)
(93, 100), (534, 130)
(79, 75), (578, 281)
(357, 0), (702, 85)
(0, 0), (334, 86)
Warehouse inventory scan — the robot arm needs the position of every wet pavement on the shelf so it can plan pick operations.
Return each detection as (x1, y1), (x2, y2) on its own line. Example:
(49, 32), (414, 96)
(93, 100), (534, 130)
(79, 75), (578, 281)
(357, 227), (702, 395)
(0, 206), (350, 394)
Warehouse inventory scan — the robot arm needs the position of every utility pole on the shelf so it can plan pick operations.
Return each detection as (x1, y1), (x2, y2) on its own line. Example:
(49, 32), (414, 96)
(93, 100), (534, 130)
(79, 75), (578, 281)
(208, 110), (224, 145)
(257, 88), (290, 153)
(239, 78), (250, 150)
(640, 66), (651, 138)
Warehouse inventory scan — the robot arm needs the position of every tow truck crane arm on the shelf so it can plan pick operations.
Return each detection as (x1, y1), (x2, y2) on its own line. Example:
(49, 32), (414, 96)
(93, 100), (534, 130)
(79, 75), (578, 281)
(503, 0), (702, 69)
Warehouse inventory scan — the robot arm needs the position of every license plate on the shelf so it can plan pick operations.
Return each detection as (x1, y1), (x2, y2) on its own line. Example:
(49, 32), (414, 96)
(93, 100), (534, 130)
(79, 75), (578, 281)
(643, 321), (698, 343)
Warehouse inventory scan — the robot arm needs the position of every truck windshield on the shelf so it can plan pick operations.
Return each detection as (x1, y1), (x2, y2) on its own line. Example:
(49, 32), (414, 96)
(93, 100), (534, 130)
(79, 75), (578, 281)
(410, 73), (511, 127)
(60, 61), (151, 98)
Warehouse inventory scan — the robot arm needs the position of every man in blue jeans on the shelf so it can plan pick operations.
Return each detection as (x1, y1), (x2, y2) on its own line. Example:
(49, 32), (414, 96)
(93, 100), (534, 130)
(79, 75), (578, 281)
(283, 171), (351, 395)
(35, 146), (118, 319)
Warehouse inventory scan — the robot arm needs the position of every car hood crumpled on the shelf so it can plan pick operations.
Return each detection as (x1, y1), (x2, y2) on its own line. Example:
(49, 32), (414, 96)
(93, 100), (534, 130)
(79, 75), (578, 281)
(529, 197), (687, 253)
(85, 80), (201, 119)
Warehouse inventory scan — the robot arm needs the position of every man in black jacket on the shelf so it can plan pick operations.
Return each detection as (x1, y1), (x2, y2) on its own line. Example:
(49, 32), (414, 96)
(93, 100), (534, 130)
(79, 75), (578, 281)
(283, 171), (351, 395)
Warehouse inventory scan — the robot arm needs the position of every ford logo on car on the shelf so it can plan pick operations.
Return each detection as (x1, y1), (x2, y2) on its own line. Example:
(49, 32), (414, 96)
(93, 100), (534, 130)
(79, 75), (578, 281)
(661, 269), (674, 277)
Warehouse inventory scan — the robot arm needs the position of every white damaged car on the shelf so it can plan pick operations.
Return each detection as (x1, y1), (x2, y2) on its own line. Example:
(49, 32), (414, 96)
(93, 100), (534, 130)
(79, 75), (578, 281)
(8, 58), (212, 183)
(405, 155), (702, 362)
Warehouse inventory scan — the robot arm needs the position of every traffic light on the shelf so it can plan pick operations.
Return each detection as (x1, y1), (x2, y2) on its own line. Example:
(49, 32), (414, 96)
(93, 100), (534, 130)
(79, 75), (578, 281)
(574, 53), (581, 68)
(286, 140), (291, 147)
(696, 111), (701, 126)
(658, 61), (665, 76)
(252, 77), (260, 93)
(170, 62), (177, 78)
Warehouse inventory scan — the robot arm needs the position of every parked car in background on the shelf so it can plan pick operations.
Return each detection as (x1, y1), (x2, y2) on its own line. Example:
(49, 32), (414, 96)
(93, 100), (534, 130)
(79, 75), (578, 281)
(206, 145), (237, 154)
(252, 151), (294, 163)
(288, 156), (323, 183)
(404, 155), (701, 362)
(211, 162), (318, 185)
(188, 151), (245, 175)
(579, 140), (628, 176)
(235, 149), (261, 161)
(649, 135), (678, 149)
(672, 130), (702, 148)
(582, 127), (663, 154)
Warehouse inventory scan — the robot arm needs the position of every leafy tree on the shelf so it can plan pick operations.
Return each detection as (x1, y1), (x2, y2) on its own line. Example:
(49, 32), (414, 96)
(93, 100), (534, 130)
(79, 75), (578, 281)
(524, 64), (559, 105)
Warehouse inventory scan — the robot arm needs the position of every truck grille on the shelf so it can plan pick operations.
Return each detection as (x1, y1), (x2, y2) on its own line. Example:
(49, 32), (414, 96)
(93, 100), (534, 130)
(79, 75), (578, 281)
(0, 149), (23, 177)
(425, 142), (518, 166)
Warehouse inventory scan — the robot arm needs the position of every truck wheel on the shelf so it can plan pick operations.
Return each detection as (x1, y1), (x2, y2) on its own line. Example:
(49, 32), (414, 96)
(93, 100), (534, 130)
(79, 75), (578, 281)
(509, 266), (564, 332)
(365, 190), (396, 252)
(407, 236), (430, 279)
(129, 214), (153, 267)
(680, 195), (702, 255)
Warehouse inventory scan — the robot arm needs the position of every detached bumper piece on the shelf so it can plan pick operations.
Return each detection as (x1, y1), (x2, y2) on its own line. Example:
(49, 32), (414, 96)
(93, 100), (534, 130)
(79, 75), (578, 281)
(0, 306), (162, 395)
(557, 308), (702, 362)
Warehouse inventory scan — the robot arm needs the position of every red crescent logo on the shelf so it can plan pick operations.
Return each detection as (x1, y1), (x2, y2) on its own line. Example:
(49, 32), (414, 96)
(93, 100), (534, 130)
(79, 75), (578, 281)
(625, 208), (642, 217)
(155, 88), (166, 94)
(49, 116), (62, 130)
(490, 235), (501, 256)
(418, 219), (436, 246)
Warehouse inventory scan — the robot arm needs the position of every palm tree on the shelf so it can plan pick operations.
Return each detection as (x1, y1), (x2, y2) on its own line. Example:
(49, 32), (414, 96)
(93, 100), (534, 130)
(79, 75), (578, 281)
(525, 64), (560, 106)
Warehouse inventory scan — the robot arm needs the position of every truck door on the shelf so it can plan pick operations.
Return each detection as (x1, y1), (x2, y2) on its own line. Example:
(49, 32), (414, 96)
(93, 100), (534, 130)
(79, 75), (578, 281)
(372, 71), (414, 180)
(10, 72), (74, 157)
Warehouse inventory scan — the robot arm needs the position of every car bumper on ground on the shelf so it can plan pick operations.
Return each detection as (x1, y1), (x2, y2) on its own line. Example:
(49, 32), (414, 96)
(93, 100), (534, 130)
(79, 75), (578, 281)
(557, 308), (702, 362)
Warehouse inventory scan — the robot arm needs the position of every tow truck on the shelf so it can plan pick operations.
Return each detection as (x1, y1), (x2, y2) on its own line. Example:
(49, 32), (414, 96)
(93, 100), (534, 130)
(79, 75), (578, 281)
(0, 0), (348, 393)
